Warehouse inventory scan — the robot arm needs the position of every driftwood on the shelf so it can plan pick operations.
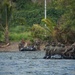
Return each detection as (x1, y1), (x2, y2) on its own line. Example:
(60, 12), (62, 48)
(0, 43), (10, 48)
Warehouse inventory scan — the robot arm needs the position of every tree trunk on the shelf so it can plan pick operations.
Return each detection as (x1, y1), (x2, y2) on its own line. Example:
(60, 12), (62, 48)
(4, 7), (9, 44)
(5, 23), (9, 44)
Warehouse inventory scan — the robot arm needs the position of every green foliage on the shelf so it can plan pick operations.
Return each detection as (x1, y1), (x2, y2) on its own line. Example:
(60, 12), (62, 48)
(0, 0), (13, 43)
(57, 0), (75, 43)
(42, 18), (59, 42)
(9, 26), (30, 33)
(42, 18), (56, 33)
(10, 8), (44, 27)
(44, 0), (75, 44)
(10, 0), (63, 27)
(15, 0), (32, 10)
(1, 0), (12, 26)
(0, 0), (75, 43)
(47, 8), (64, 22)
(9, 32), (33, 41)
(31, 24), (47, 40)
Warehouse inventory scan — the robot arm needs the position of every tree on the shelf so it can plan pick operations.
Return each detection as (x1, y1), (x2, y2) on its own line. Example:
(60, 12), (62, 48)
(1, 0), (12, 43)
(42, 18), (58, 42)
(56, 0), (75, 43)
(46, 0), (75, 44)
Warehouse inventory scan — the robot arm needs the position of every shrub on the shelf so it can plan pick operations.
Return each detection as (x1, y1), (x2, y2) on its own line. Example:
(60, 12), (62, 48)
(31, 24), (47, 40)
(9, 32), (33, 41)
(9, 26), (30, 33)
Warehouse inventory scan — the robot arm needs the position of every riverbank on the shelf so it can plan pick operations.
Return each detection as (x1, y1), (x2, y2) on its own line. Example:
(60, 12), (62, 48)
(0, 42), (19, 52)
(0, 42), (45, 52)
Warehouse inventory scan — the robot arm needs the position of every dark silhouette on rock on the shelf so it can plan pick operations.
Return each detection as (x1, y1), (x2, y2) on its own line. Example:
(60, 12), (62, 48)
(33, 39), (41, 50)
(18, 39), (25, 51)
(43, 42), (56, 59)
(18, 39), (38, 51)
(63, 42), (75, 59)
(43, 42), (75, 59)
(20, 45), (37, 51)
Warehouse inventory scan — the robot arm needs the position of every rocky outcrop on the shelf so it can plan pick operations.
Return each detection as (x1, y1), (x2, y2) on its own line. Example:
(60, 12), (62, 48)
(44, 42), (75, 59)
(63, 42), (75, 59)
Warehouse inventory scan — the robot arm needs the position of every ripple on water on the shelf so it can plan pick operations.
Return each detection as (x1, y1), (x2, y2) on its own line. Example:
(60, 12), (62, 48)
(0, 51), (75, 75)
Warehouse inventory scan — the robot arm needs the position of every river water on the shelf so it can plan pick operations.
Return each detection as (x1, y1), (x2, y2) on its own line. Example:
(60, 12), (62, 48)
(0, 51), (75, 75)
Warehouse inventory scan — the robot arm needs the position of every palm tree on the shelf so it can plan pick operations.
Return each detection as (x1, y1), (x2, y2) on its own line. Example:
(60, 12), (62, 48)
(42, 18), (60, 43)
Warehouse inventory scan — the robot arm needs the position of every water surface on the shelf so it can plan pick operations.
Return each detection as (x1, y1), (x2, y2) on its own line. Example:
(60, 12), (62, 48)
(0, 51), (75, 75)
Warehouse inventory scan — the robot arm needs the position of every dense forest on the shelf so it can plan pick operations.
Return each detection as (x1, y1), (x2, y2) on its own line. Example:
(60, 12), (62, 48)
(0, 0), (75, 44)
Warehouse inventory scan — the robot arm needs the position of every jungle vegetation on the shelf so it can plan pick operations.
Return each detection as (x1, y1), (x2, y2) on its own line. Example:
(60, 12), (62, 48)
(0, 0), (75, 44)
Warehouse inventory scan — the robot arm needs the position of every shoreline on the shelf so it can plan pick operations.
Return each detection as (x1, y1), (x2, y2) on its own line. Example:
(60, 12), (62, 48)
(0, 42), (19, 52)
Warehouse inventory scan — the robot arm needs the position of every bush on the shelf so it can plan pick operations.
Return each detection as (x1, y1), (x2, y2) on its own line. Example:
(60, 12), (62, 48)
(31, 24), (47, 40)
(9, 26), (30, 33)
(9, 32), (33, 41)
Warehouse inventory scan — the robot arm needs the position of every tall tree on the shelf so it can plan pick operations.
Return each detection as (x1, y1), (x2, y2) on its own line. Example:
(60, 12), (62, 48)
(1, 0), (12, 43)
(57, 0), (75, 43)
(47, 0), (75, 43)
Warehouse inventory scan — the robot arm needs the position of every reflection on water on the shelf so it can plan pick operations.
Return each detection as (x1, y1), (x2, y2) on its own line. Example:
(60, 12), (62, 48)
(0, 51), (75, 75)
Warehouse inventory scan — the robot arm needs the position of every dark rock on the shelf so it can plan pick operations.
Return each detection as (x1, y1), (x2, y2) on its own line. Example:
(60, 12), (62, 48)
(20, 46), (37, 51)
